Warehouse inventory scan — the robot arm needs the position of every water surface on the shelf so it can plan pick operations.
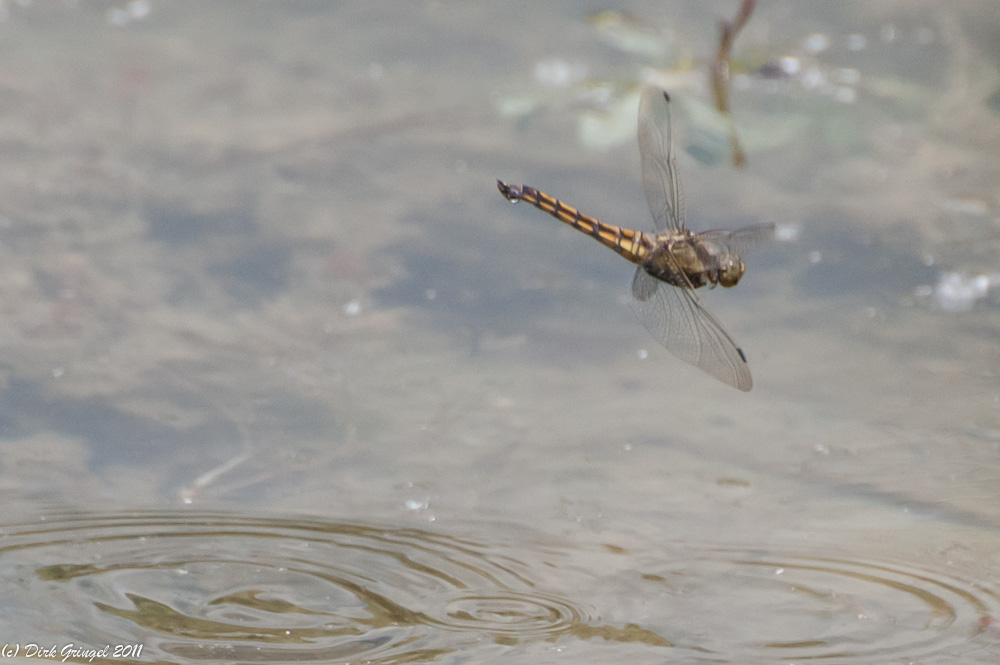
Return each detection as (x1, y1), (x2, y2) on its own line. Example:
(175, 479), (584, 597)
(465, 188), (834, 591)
(0, 2), (997, 663)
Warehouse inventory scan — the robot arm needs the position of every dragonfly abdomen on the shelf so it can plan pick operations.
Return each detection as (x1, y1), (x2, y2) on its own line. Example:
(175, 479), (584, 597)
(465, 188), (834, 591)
(497, 180), (650, 265)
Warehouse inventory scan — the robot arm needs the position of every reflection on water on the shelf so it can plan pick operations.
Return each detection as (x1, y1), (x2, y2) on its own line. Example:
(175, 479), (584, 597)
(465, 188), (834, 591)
(4, 510), (997, 664)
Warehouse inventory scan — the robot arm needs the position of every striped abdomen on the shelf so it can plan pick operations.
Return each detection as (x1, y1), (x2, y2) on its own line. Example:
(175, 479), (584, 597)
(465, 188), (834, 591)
(497, 180), (651, 265)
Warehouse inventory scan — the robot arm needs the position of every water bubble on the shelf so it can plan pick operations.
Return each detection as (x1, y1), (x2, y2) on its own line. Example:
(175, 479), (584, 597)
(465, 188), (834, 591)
(846, 33), (867, 51)
(933, 272), (996, 312)
(803, 33), (831, 54)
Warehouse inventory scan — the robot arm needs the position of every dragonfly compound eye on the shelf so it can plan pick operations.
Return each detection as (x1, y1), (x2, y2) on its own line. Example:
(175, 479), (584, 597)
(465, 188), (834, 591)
(719, 259), (746, 287)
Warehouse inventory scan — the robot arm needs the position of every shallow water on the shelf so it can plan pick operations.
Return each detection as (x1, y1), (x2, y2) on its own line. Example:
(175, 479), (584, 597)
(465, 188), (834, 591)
(5, 509), (999, 663)
(0, 2), (997, 663)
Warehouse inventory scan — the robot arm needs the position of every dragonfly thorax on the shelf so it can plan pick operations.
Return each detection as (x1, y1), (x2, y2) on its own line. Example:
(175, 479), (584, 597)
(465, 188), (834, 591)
(640, 235), (747, 290)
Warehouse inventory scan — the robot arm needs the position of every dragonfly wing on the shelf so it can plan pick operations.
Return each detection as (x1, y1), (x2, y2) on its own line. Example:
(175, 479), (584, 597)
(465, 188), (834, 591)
(695, 223), (775, 258)
(631, 265), (660, 301)
(638, 87), (685, 233)
(630, 272), (753, 391)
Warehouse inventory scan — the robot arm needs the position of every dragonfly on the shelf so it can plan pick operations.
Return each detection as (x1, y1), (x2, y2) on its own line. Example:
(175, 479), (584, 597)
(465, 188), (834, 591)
(497, 87), (773, 391)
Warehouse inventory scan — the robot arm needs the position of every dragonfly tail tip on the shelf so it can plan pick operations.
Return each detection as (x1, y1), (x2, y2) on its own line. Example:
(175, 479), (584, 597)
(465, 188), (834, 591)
(496, 180), (522, 202)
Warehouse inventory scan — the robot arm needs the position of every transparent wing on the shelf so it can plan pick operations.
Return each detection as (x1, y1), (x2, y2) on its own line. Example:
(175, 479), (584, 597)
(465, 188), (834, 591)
(694, 223), (775, 259)
(631, 266), (753, 391)
(638, 87), (685, 233)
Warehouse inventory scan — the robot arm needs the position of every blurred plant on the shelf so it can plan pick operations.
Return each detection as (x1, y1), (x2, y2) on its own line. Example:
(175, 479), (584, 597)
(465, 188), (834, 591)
(710, 0), (756, 167)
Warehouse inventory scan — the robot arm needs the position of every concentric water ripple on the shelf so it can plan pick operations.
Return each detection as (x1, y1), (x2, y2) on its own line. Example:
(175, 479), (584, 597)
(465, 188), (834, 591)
(633, 546), (1000, 663)
(437, 591), (580, 636)
(2, 511), (997, 664)
(0, 510), (643, 663)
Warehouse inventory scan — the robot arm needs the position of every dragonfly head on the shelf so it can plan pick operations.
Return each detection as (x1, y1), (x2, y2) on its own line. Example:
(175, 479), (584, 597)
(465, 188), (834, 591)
(718, 256), (746, 287)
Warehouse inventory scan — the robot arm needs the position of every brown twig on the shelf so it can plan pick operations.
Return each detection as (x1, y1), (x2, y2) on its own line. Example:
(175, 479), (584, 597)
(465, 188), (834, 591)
(710, 0), (755, 167)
